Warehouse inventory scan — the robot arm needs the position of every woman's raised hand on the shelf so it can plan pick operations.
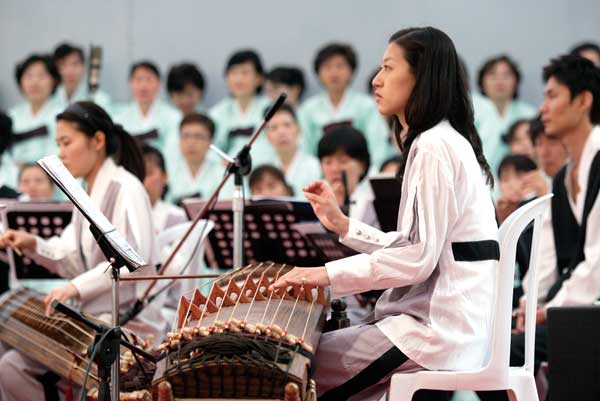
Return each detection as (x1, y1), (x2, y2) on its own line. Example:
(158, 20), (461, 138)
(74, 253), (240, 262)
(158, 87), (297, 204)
(0, 230), (37, 254)
(303, 180), (350, 237)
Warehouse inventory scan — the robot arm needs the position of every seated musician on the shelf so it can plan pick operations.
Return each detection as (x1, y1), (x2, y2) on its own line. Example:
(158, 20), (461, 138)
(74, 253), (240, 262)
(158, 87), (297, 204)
(0, 101), (164, 401)
(478, 55), (600, 401)
(271, 27), (500, 401)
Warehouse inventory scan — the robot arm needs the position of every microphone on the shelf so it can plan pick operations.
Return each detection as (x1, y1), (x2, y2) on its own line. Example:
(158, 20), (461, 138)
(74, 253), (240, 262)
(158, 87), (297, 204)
(341, 170), (350, 216)
(263, 93), (287, 122)
(88, 45), (102, 97)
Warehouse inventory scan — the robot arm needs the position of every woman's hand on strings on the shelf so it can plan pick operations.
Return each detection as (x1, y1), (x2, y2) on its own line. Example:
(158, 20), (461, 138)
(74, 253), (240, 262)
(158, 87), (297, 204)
(269, 267), (330, 291)
(44, 283), (80, 316)
(0, 229), (36, 253)
(303, 180), (350, 237)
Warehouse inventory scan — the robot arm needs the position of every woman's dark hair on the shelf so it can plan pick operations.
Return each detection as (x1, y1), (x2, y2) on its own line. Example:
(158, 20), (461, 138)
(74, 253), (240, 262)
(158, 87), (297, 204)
(0, 111), (13, 157)
(543, 54), (600, 124)
(264, 103), (297, 122)
(266, 66), (306, 99)
(167, 62), (205, 93)
(497, 154), (537, 179)
(53, 42), (85, 64)
(477, 54), (521, 99)
(129, 60), (160, 80)
(179, 113), (216, 139)
(225, 50), (264, 75)
(380, 155), (403, 173)
(249, 165), (294, 196)
(570, 42), (600, 60)
(56, 101), (145, 181)
(501, 118), (530, 144)
(15, 54), (61, 94)
(390, 27), (494, 187)
(313, 43), (357, 75)
(317, 126), (370, 181)
(528, 115), (545, 143)
(141, 144), (169, 199)
(224, 49), (264, 93)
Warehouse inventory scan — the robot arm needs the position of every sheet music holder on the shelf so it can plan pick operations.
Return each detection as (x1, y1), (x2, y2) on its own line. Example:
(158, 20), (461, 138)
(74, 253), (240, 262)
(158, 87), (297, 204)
(183, 197), (324, 269)
(0, 201), (73, 281)
(369, 174), (401, 232)
(292, 222), (358, 262)
(37, 155), (145, 272)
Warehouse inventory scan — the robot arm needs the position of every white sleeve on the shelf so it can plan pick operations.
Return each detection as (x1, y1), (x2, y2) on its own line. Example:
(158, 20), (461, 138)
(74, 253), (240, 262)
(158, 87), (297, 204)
(522, 208), (558, 302)
(325, 150), (456, 298)
(71, 188), (155, 302)
(546, 202), (600, 308)
(30, 220), (85, 279)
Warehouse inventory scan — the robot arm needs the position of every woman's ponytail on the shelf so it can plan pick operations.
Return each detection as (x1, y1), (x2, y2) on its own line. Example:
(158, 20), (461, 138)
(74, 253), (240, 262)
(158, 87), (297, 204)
(113, 124), (146, 182)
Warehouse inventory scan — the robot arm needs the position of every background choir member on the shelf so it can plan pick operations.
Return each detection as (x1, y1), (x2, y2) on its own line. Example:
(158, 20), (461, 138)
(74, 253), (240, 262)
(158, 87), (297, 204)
(298, 42), (392, 168)
(112, 60), (182, 151)
(52, 42), (112, 111)
(570, 41), (600, 67)
(263, 103), (321, 196)
(141, 144), (187, 234)
(166, 113), (227, 203)
(166, 62), (206, 116)
(16, 163), (55, 201)
(264, 66), (306, 108)
(209, 49), (274, 166)
(317, 126), (377, 227)
(474, 55), (537, 178)
(530, 115), (568, 180)
(501, 118), (536, 160)
(248, 165), (294, 197)
(7, 54), (61, 188)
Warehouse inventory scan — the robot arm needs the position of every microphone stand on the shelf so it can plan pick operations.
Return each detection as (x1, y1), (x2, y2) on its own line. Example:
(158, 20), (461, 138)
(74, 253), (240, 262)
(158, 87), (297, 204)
(51, 300), (157, 401)
(118, 93), (287, 326)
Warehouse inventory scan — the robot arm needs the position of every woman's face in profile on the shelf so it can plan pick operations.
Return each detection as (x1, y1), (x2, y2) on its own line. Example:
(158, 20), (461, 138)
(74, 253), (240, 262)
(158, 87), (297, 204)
(371, 43), (416, 118)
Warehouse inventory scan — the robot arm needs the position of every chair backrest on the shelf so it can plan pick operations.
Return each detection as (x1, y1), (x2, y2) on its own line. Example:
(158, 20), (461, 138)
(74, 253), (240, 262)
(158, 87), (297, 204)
(482, 194), (552, 375)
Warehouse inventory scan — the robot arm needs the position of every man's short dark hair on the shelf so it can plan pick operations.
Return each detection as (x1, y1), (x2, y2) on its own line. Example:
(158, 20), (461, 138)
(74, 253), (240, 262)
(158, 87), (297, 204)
(543, 54), (600, 124)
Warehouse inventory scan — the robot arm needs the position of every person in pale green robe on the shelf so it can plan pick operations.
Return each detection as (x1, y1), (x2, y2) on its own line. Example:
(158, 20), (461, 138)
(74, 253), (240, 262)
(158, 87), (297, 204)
(264, 66), (306, 109)
(298, 43), (392, 168)
(167, 62), (207, 116)
(474, 55), (537, 180)
(52, 42), (111, 113)
(209, 50), (275, 167)
(166, 113), (229, 203)
(112, 61), (182, 154)
(6, 54), (62, 188)
(262, 103), (320, 196)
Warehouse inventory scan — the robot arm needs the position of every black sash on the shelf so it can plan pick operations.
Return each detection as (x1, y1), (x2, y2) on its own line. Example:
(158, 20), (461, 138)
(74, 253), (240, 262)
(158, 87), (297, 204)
(227, 126), (254, 140)
(322, 120), (353, 135)
(133, 128), (159, 142)
(11, 125), (48, 144)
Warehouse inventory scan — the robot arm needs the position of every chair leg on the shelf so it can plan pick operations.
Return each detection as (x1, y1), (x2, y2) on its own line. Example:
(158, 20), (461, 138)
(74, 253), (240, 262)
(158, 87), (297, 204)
(509, 381), (539, 401)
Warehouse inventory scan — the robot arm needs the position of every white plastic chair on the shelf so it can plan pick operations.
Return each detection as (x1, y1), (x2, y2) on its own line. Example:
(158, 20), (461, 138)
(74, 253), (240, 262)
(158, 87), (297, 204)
(387, 193), (553, 401)
(157, 219), (214, 324)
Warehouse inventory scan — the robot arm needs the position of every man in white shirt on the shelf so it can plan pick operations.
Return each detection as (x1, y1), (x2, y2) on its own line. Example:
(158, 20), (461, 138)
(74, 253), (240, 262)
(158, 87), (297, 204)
(478, 54), (600, 401)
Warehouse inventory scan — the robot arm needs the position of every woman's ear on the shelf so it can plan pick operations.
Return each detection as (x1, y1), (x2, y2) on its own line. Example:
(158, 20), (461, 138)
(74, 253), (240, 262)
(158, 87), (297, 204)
(92, 130), (106, 152)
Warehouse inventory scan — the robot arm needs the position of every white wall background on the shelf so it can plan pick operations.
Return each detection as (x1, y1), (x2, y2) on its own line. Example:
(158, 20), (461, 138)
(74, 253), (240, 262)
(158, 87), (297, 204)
(1, 0), (599, 110)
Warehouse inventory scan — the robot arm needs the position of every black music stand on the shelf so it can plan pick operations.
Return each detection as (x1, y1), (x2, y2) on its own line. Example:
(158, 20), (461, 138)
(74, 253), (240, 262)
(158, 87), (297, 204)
(369, 174), (401, 232)
(291, 222), (358, 262)
(183, 198), (325, 269)
(0, 201), (73, 291)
